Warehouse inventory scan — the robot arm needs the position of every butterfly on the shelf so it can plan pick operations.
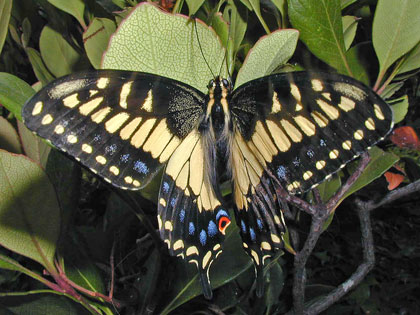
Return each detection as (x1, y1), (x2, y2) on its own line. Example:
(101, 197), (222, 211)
(22, 69), (393, 299)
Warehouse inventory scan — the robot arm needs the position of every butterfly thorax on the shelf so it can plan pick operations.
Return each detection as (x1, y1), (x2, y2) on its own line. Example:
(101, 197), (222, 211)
(198, 77), (234, 188)
(201, 77), (232, 142)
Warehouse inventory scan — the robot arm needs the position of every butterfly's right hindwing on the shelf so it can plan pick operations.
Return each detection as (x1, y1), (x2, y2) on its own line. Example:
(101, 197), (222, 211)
(22, 70), (206, 190)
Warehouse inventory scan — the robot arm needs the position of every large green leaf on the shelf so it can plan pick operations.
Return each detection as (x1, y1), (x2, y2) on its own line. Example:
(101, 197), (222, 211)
(39, 26), (81, 77)
(373, 0), (420, 75)
(342, 15), (358, 50)
(389, 95), (409, 124)
(83, 18), (116, 69)
(0, 117), (21, 154)
(185, 0), (205, 16)
(0, 151), (60, 270)
(17, 122), (51, 169)
(398, 42), (420, 74)
(25, 47), (55, 86)
(288, 0), (354, 76)
(235, 29), (299, 88)
(0, 72), (35, 121)
(0, 0), (12, 55)
(47, 0), (86, 28)
(103, 3), (226, 93)
(0, 292), (88, 315)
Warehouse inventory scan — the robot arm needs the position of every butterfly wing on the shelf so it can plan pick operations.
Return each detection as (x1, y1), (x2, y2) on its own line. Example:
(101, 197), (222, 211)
(158, 129), (231, 299)
(22, 70), (205, 189)
(229, 71), (393, 291)
(22, 70), (230, 299)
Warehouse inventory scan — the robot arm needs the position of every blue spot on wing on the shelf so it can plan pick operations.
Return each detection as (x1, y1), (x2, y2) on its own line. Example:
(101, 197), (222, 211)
(105, 144), (117, 155)
(189, 222), (195, 235)
(134, 160), (149, 174)
(306, 149), (315, 158)
(200, 230), (207, 246)
(179, 209), (185, 223)
(208, 221), (217, 237)
(120, 154), (130, 163)
(257, 219), (263, 230)
(277, 166), (287, 179)
(250, 228), (256, 242)
(320, 139), (327, 147)
(241, 220), (246, 233)
(162, 181), (170, 193)
(216, 209), (229, 220)
(170, 198), (176, 207)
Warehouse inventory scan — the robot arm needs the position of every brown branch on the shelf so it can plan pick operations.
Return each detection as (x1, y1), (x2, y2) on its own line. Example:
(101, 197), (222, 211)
(303, 205), (375, 314)
(287, 153), (372, 315)
(357, 178), (420, 211)
(287, 154), (420, 314)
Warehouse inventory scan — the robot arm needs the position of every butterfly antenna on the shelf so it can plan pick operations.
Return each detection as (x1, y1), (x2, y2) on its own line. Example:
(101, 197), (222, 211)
(193, 17), (216, 78)
(218, 10), (231, 79)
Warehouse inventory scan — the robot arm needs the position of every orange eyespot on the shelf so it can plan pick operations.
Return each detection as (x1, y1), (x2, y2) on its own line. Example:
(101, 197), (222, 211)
(218, 217), (231, 235)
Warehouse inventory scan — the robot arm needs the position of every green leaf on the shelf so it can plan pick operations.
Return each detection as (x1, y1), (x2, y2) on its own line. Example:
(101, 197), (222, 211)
(0, 293), (88, 315)
(342, 15), (358, 50)
(0, 0), (12, 54)
(39, 26), (81, 77)
(288, 0), (353, 76)
(389, 95), (409, 124)
(0, 72), (35, 121)
(186, 0), (205, 16)
(318, 175), (341, 203)
(61, 238), (106, 295)
(17, 122), (51, 169)
(0, 117), (22, 154)
(103, 3), (226, 93)
(398, 42), (420, 74)
(222, 1), (248, 73)
(83, 18), (116, 69)
(235, 29), (299, 88)
(0, 254), (51, 286)
(0, 151), (60, 270)
(340, 147), (399, 203)
(380, 82), (404, 100)
(341, 0), (357, 9)
(270, 0), (287, 20)
(345, 43), (369, 84)
(47, 0), (86, 28)
(265, 262), (284, 310)
(160, 222), (251, 314)
(25, 47), (55, 86)
(45, 150), (80, 229)
(248, 0), (270, 34)
(372, 0), (420, 75)
(0, 253), (31, 273)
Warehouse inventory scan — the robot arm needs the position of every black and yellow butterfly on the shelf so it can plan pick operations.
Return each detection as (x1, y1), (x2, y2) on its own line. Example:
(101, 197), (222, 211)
(22, 69), (393, 299)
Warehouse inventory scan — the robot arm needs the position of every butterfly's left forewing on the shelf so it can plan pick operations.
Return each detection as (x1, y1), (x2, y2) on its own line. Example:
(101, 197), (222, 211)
(22, 70), (205, 189)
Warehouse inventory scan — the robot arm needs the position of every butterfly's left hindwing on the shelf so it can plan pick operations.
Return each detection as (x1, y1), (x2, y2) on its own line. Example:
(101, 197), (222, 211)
(158, 129), (231, 299)
(22, 70), (205, 190)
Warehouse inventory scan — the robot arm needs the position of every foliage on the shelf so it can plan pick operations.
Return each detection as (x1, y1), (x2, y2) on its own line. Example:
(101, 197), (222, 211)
(0, 0), (419, 313)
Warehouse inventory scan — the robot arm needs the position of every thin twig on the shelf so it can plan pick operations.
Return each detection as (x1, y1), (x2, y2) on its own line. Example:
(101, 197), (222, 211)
(303, 204), (375, 314)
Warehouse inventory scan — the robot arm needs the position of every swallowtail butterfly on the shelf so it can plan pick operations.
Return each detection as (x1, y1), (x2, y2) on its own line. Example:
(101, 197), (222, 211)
(22, 68), (393, 299)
